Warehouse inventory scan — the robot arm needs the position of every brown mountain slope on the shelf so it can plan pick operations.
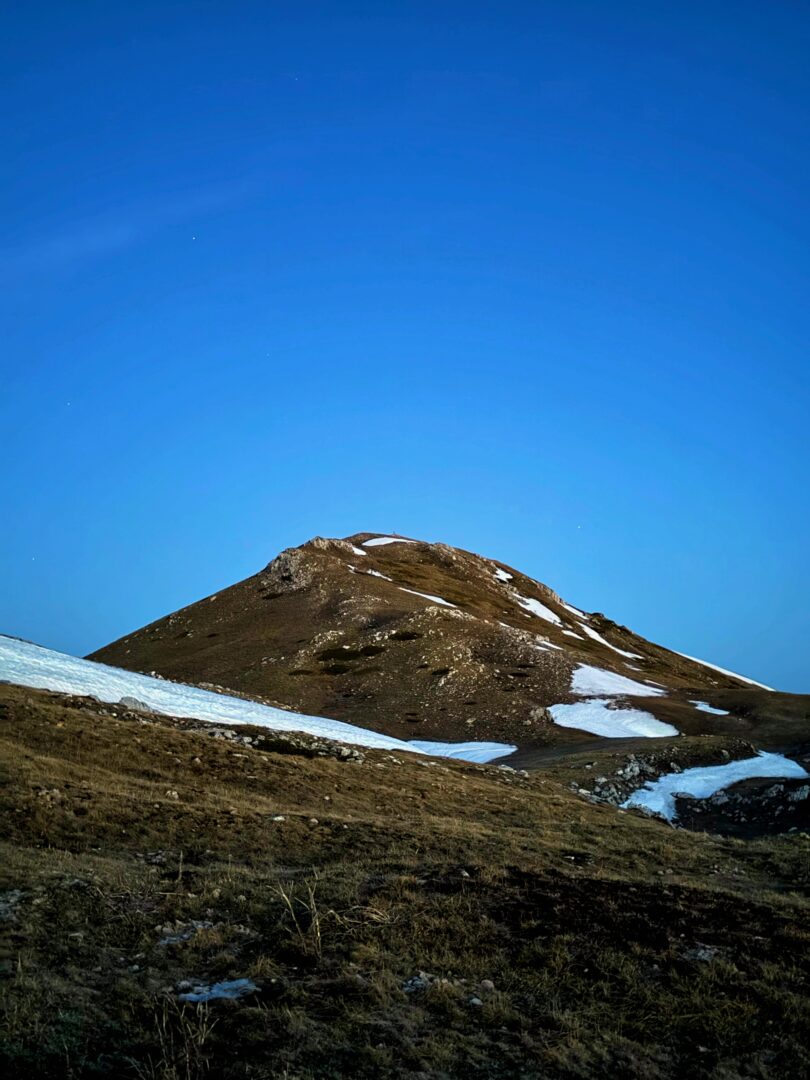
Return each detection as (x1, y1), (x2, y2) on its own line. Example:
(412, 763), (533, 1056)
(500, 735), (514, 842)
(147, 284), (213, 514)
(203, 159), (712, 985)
(90, 533), (782, 748)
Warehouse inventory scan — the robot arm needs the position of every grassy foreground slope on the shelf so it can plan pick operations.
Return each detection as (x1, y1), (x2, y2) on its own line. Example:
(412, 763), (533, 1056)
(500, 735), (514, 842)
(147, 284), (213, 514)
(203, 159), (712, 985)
(2, 683), (810, 1079)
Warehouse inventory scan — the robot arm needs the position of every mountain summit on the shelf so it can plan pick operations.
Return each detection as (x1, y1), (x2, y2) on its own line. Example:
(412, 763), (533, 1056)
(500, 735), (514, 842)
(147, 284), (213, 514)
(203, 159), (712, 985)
(89, 534), (777, 749)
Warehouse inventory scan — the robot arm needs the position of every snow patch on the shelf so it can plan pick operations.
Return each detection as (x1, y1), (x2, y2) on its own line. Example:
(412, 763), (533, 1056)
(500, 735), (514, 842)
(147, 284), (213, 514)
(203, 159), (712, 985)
(409, 740), (516, 764)
(363, 537), (418, 548)
(561, 601), (587, 619)
(515, 594), (561, 625)
(549, 699), (678, 739)
(622, 753), (808, 821)
(347, 566), (392, 580)
(493, 567), (513, 582)
(350, 545), (368, 557)
(398, 588), (456, 608)
(578, 623), (641, 659)
(562, 630), (583, 639)
(690, 700), (729, 716)
(572, 665), (666, 697)
(179, 979), (258, 1003)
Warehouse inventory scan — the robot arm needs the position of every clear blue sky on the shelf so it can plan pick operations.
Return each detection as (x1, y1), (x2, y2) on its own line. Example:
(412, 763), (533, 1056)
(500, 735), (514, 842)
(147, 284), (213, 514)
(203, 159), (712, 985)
(1, 2), (808, 691)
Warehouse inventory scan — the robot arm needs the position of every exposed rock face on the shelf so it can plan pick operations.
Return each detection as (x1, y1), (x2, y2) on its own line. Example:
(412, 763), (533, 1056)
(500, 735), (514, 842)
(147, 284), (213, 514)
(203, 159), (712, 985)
(89, 532), (779, 748)
(674, 776), (810, 838)
(260, 547), (316, 593)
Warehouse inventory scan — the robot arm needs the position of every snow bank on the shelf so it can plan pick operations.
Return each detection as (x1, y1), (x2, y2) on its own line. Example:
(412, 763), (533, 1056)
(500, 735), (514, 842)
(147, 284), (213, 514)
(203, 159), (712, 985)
(622, 753), (808, 821)
(493, 567), (513, 582)
(409, 740), (516, 763)
(571, 665), (666, 697)
(0, 636), (501, 765)
(0, 636), (420, 751)
(549, 699), (678, 739)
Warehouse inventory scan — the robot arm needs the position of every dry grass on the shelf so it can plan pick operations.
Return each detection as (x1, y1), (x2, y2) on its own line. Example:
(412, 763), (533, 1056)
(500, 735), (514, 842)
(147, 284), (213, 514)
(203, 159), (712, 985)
(1, 684), (810, 1078)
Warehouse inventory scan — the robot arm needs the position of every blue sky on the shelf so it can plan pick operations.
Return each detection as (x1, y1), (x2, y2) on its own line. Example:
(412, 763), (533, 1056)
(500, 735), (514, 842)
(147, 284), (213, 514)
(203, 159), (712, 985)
(1, 2), (808, 691)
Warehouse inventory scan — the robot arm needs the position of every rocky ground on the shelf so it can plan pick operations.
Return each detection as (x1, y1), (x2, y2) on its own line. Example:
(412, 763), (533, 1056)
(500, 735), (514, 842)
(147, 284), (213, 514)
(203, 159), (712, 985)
(2, 683), (810, 1079)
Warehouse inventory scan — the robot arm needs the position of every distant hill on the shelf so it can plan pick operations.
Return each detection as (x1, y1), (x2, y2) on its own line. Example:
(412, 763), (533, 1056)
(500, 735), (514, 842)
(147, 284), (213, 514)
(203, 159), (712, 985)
(89, 534), (790, 749)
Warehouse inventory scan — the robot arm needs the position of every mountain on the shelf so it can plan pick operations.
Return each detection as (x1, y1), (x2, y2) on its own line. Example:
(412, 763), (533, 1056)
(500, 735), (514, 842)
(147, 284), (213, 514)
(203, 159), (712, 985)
(89, 533), (788, 750)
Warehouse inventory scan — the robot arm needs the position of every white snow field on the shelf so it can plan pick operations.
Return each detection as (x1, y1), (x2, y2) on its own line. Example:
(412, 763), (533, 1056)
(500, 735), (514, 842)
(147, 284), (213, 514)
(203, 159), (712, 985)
(673, 649), (773, 691)
(493, 567), (513, 582)
(0, 636), (510, 763)
(571, 665), (666, 697)
(690, 701), (729, 716)
(408, 740), (517, 764)
(622, 753), (809, 821)
(549, 700), (678, 739)
(515, 594), (562, 625)
(349, 545), (368, 557)
(362, 537), (418, 548)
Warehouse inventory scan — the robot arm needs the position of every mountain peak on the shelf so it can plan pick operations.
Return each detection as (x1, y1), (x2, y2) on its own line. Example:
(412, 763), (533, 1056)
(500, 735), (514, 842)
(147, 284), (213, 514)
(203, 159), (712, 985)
(89, 533), (773, 749)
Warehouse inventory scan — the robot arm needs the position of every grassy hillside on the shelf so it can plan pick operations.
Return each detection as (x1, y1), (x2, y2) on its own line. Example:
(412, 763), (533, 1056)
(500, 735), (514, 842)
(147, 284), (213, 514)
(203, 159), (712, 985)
(2, 684), (809, 1079)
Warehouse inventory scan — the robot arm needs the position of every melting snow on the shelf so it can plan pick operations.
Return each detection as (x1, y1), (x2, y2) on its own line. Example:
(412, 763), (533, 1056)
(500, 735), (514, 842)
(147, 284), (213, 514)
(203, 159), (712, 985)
(409, 740), (516, 763)
(0, 636), (494, 763)
(561, 601), (587, 619)
(179, 979), (258, 1003)
(690, 700), (729, 716)
(578, 623), (641, 659)
(562, 630), (583, 639)
(398, 588), (456, 608)
(350, 545), (368, 557)
(572, 665), (666, 697)
(672, 650), (773, 691)
(363, 537), (418, 548)
(622, 753), (808, 821)
(515, 594), (562, 625)
(549, 699), (678, 739)
(493, 568), (513, 582)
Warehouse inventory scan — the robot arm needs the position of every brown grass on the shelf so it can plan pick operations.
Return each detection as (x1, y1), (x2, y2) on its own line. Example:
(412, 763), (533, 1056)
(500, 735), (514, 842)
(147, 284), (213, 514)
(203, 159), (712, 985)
(1, 683), (809, 1078)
